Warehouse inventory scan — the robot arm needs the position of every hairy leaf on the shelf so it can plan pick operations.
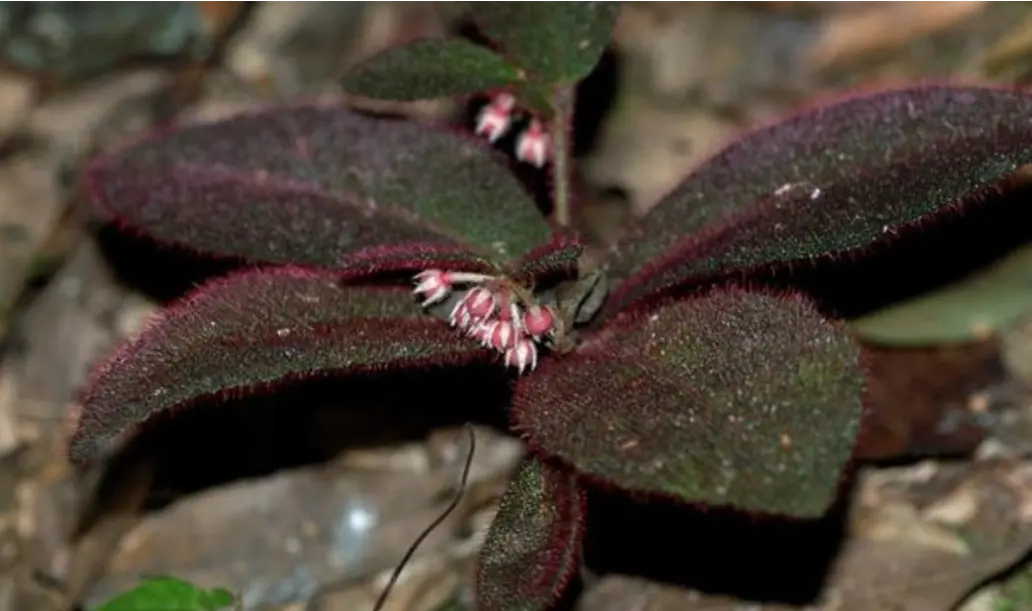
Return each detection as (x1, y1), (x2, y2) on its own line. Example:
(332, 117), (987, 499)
(511, 229), (584, 284)
(605, 85), (1032, 318)
(342, 38), (521, 101)
(851, 242), (1032, 346)
(511, 81), (554, 118)
(469, 2), (620, 84)
(514, 289), (864, 518)
(476, 458), (585, 611)
(86, 103), (549, 274)
(69, 267), (489, 465)
(93, 576), (234, 611)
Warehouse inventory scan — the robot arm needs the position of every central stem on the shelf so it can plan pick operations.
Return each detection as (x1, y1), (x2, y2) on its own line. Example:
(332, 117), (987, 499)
(549, 85), (575, 227)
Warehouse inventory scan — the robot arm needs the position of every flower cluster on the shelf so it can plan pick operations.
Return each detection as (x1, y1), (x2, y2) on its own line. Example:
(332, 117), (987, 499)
(474, 91), (551, 168)
(413, 269), (557, 374)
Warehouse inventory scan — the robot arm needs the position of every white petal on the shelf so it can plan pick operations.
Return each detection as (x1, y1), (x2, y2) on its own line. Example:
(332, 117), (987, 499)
(421, 286), (448, 307)
(509, 303), (523, 333)
(449, 299), (467, 325)
(414, 277), (441, 296)
(496, 323), (512, 350)
(516, 342), (530, 373)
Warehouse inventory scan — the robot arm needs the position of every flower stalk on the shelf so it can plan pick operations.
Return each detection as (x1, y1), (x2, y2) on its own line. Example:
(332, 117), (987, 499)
(549, 85), (575, 227)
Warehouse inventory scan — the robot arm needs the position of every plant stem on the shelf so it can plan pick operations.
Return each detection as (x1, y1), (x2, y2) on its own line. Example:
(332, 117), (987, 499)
(549, 85), (575, 227)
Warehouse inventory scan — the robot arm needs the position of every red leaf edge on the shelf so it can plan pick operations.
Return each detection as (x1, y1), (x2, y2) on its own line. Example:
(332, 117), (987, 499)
(83, 98), (534, 277)
(518, 285), (870, 517)
(474, 459), (587, 609)
(510, 227), (584, 284)
(67, 265), (494, 467)
(602, 79), (1032, 320)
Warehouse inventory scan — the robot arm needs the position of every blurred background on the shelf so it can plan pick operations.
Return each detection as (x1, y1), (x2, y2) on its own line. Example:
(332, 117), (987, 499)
(6, 2), (1032, 609)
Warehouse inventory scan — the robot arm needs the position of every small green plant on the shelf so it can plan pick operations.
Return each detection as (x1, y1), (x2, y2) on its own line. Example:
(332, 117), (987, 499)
(92, 576), (235, 611)
(67, 3), (1032, 609)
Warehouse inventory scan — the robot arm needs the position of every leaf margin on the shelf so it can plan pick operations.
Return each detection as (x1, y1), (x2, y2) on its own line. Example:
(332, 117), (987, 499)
(341, 37), (523, 102)
(68, 266), (493, 467)
(513, 286), (867, 518)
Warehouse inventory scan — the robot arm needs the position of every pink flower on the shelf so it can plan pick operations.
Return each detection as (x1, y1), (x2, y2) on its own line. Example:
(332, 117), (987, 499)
(464, 287), (496, 319)
(495, 290), (525, 333)
(515, 119), (550, 168)
(413, 269), (550, 376)
(412, 270), (493, 307)
(488, 320), (518, 351)
(449, 299), (472, 329)
(523, 304), (556, 338)
(504, 338), (538, 374)
(475, 92), (516, 143)
(412, 269), (450, 306)
(470, 320), (497, 346)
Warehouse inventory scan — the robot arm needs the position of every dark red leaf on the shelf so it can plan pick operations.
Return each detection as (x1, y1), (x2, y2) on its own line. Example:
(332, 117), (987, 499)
(68, 267), (490, 466)
(476, 458), (585, 611)
(514, 288), (865, 518)
(604, 85), (1032, 319)
(510, 229), (584, 285)
(86, 102), (550, 275)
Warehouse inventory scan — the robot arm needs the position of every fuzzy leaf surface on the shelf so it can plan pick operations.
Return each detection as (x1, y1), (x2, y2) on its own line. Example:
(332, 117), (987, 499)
(342, 38), (521, 101)
(511, 229), (584, 284)
(69, 267), (489, 465)
(476, 458), (585, 611)
(469, 2), (620, 84)
(606, 85), (1032, 317)
(86, 104), (548, 273)
(514, 289), (864, 518)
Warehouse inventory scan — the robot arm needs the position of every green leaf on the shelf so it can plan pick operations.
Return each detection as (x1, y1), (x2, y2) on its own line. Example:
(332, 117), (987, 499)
(514, 289), (864, 518)
(851, 243), (1032, 346)
(604, 85), (1032, 319)
(92, 576), (234, 611)
(469, 2), (620, 84)
(69, 267), (490, 466)
(512, 81), (554, 118)
(342, 38), (522, 101)
(86, 103), (549, 274)
(476, 458), (585, 611)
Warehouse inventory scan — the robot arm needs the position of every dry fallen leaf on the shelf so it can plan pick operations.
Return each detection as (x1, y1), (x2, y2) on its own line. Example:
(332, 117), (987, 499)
(856, 340), (1004, 461)
(805, 1), (987, 71)
(821, 534), (1032, 611)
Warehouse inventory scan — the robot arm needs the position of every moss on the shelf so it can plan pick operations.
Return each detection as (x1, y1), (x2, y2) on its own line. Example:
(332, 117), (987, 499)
(993, 563), (1032, 611)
